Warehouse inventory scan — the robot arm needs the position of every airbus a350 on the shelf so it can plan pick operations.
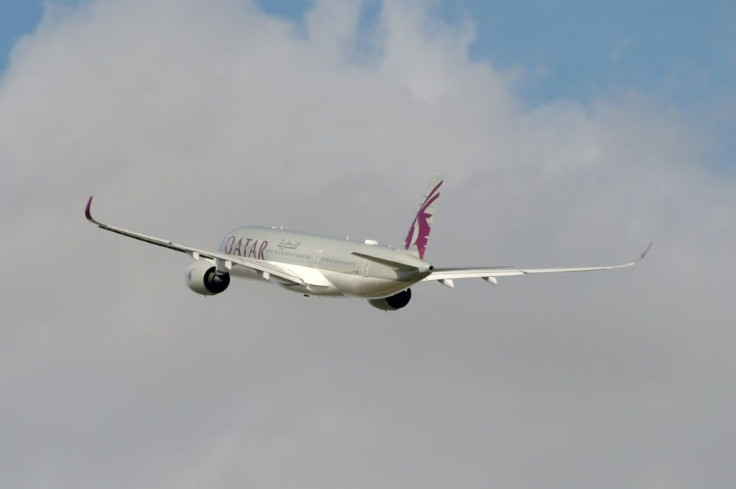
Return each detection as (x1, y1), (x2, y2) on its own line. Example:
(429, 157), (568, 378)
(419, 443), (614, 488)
(85, 176), (650, 310)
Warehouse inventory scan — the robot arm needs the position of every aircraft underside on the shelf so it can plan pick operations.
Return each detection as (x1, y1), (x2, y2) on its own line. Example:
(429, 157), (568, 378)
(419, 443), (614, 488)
(230, 265), (418, 299)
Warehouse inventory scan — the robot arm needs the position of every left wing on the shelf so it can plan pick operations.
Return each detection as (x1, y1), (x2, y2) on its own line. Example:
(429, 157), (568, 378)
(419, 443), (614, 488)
(84, 196), (306, 286)
(424, 243), (652, 288)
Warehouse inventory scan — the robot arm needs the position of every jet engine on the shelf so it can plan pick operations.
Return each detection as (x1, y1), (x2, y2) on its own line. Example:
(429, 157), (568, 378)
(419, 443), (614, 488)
(368, 288), (412, 311)
(185, 260), (230, 296)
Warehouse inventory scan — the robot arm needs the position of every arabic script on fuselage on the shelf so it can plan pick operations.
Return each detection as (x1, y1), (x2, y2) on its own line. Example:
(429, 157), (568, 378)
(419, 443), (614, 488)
(277, 239), (301, 250)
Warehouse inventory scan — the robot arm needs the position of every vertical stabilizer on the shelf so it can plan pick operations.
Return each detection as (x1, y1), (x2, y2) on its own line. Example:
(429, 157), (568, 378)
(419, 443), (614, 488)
(404, 175), (444, 259)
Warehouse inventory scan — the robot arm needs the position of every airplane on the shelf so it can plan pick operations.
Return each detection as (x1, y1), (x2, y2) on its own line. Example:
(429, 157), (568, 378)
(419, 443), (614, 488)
(84, 176), (651, 310)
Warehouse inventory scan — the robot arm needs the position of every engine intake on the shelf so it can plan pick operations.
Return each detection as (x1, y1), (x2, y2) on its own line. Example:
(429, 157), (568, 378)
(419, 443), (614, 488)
(368, 288), (412, 311)
(185, 260), (230, 296)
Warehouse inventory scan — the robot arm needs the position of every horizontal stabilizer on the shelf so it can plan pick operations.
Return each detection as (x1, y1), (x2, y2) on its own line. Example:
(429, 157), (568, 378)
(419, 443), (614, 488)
(351, 251), (418, 271)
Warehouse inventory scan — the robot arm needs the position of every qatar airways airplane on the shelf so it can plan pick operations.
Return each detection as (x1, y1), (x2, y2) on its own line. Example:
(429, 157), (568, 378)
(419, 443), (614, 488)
(85, 176), (650, 310)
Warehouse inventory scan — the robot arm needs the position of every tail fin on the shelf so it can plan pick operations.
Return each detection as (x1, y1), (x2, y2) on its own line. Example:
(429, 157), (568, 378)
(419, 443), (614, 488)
(404, 175), (444, 259)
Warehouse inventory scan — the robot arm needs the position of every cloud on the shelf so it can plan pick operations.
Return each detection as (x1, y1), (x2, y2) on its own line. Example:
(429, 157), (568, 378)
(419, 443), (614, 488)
(610, 36), (631, 60)
(1, 1), (735, 488)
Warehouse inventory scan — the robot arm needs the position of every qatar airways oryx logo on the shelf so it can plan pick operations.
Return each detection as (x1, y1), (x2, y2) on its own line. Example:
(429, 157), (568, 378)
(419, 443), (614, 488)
(223, 236), (268, 259)
(404, 179), (442, 259)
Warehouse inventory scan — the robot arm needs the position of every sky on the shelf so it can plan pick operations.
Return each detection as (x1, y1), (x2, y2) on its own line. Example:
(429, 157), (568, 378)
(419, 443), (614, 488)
(1, 1), (735, 488)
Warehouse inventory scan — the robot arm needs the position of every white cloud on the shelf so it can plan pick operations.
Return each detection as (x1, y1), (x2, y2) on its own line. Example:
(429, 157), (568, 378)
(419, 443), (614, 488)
(1, 1), (735, 488)
(610, 36), (631, 60)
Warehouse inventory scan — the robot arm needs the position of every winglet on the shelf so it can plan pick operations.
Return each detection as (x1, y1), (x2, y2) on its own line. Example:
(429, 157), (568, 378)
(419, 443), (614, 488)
(85, 195), (104, 227)
(638, 242), (653, 263)
(85, 196), (94, 221)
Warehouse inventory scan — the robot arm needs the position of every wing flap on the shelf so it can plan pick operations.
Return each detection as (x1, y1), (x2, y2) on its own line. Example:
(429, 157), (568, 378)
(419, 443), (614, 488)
(276, 264), (333, 287)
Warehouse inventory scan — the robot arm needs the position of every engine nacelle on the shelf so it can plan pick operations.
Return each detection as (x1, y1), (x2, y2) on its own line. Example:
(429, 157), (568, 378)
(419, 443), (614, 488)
(185, 260), (230, 296)
(368, 288), (412, 311)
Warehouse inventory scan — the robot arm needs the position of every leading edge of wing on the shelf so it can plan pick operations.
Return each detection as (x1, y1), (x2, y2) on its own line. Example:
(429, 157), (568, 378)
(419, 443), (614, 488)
(424, 243), (652, 282)
(84, 196), (305, 285)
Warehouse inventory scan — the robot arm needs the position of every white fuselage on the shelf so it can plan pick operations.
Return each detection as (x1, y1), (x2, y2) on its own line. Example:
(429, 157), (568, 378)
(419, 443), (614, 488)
(218, 226), (432, 299)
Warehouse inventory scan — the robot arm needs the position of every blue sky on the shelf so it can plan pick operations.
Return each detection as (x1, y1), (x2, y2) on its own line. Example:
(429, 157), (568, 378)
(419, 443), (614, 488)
(0, 0), (43, 70)
(3, 0), (733, 106)
(2, 0), (734, 158)
(257, 1), (736, 110)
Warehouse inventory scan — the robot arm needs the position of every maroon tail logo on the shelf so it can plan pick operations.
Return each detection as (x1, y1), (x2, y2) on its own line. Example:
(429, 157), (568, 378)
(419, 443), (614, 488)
(404, 180), (442, 259)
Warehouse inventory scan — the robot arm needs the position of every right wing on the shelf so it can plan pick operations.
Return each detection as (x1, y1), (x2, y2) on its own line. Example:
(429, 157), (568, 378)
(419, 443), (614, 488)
(424, 243), (652, 288)
(84, 196), (306, 286)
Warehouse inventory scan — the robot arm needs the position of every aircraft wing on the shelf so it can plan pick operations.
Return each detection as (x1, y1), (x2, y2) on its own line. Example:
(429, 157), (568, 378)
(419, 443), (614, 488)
(84, 196), (305, 286)
(424, 243), (652, 287)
